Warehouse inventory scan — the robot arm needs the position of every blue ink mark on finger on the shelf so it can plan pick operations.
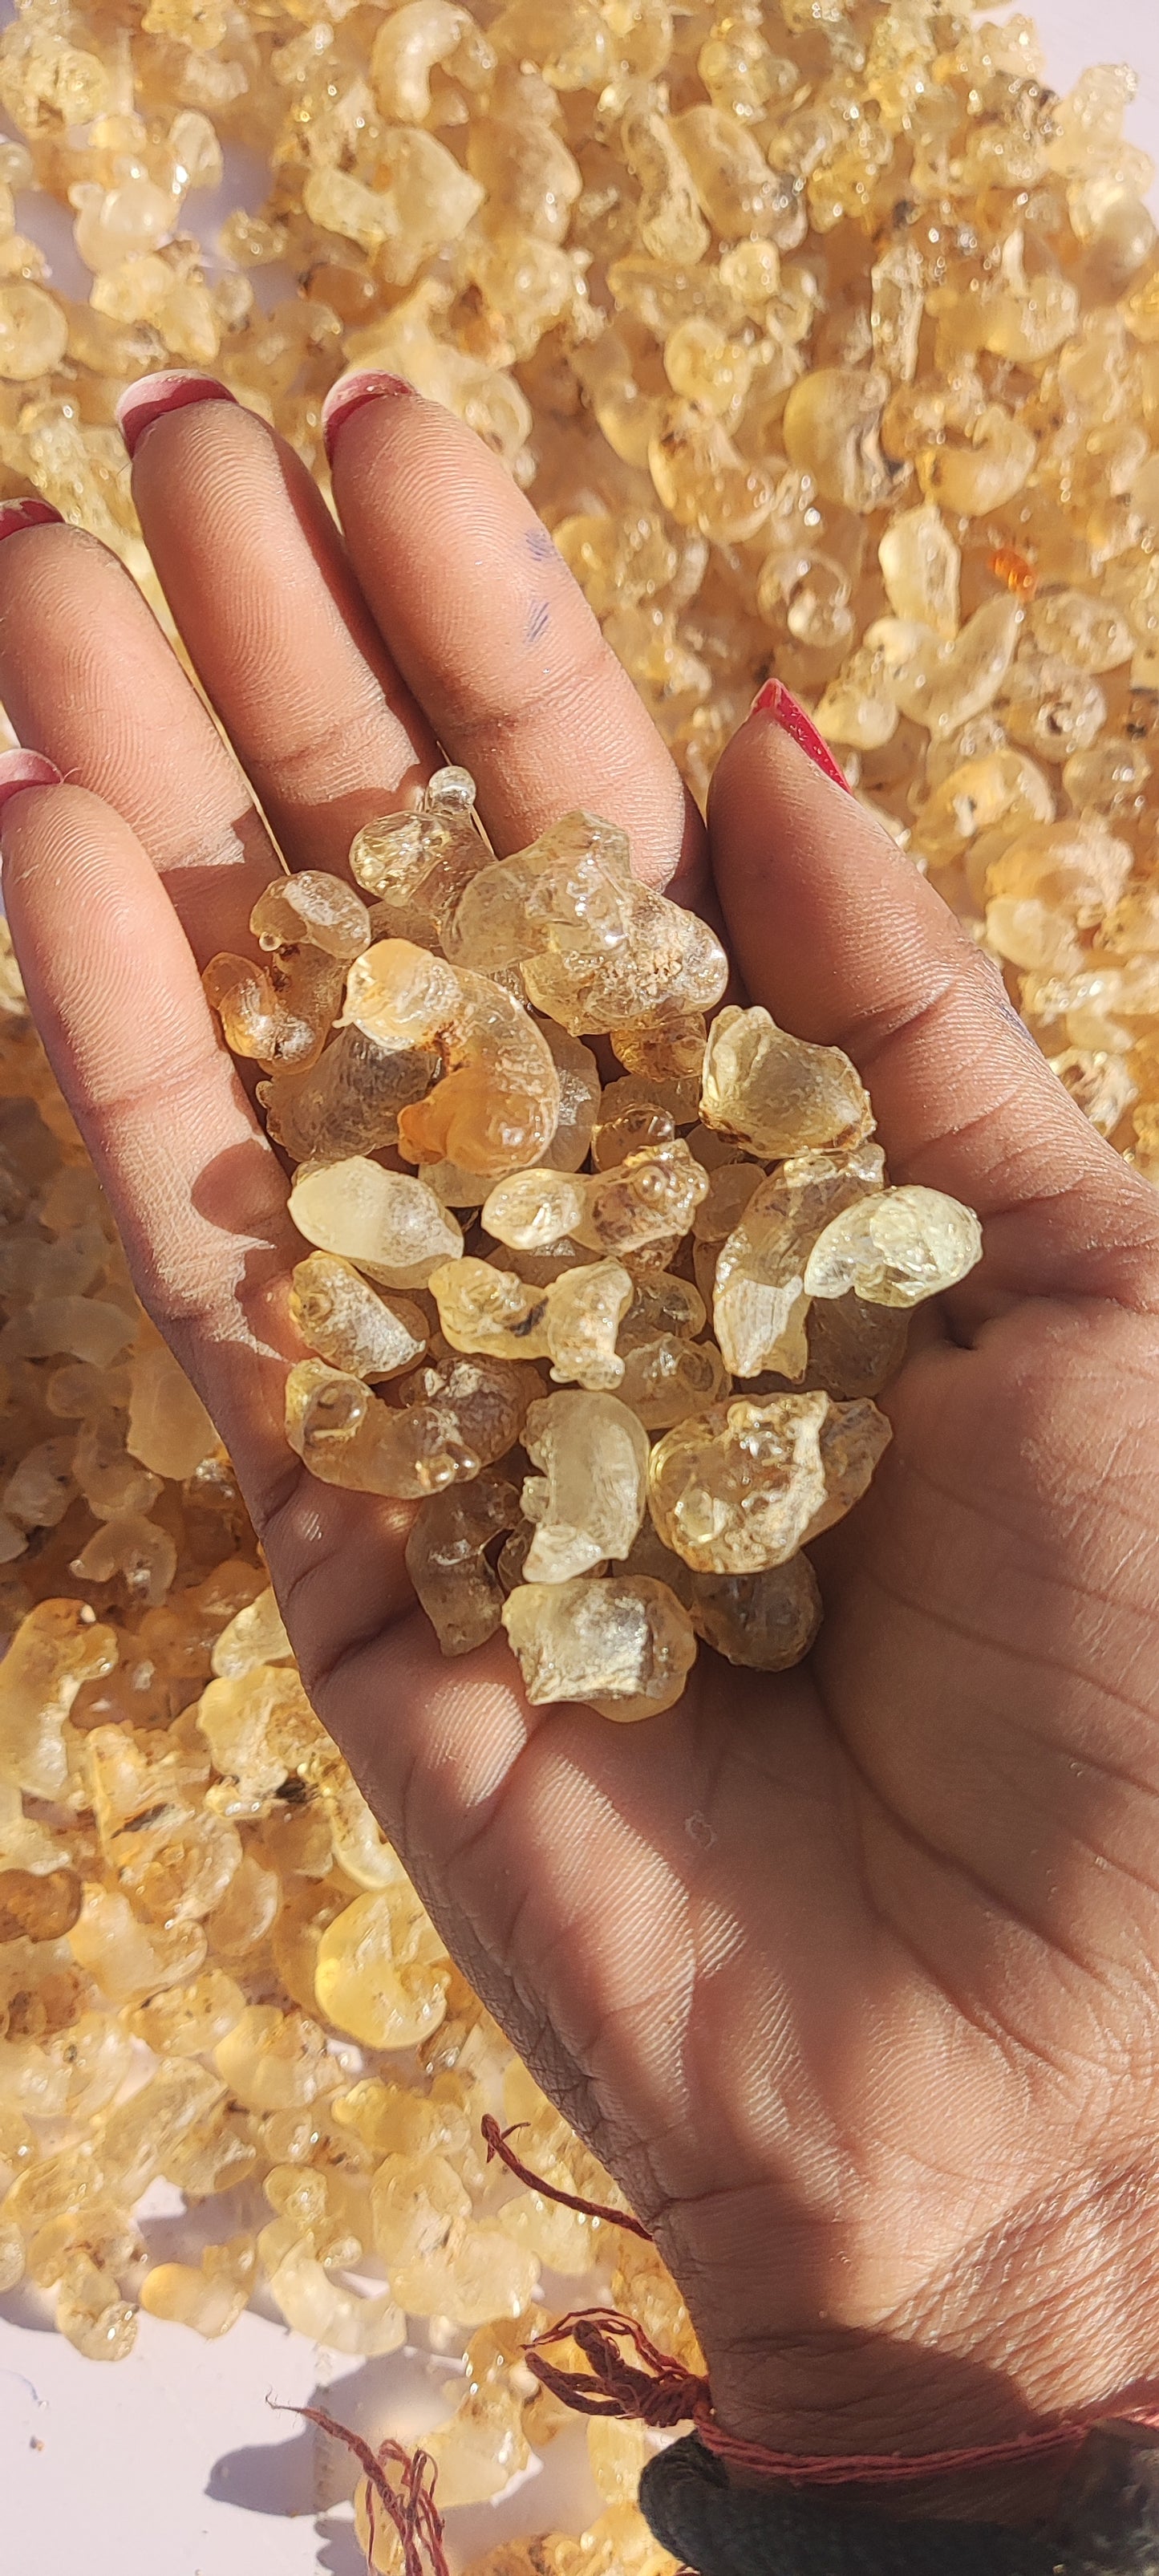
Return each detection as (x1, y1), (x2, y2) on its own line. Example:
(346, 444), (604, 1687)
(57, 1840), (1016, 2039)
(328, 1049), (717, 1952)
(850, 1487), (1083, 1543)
(525, 526), (557, 564)
(526, 598), (550, 645)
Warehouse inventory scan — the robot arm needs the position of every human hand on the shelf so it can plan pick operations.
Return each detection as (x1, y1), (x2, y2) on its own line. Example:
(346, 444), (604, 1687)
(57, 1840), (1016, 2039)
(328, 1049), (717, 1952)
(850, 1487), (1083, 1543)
(4, 374), (1159, 2488)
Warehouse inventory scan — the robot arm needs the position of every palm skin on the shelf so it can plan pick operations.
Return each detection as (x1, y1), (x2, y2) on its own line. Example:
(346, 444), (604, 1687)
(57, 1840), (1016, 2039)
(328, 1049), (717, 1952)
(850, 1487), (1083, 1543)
(3, 379), (1159, 2497)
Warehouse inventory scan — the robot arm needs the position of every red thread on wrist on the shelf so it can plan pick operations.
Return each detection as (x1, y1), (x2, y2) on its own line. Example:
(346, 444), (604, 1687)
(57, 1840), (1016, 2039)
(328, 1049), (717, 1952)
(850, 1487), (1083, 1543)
(478, 2123), (1159, 2492)
(524, 2311), (1159, 2490)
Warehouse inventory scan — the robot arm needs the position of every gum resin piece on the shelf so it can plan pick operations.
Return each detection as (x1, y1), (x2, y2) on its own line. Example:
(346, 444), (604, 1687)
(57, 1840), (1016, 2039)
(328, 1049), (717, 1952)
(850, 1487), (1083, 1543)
(249, 871), (372, 960)
(502, 1575), (697, 1720)
(443, 808), (727, 1034)
(290, 1251), (429, 1379)
(404, 1475), (521, 1656)
(342, 936), (561, 1174)
(803, 1185), (984, 1308)
(288, 1158), (463, 1289)
(688, 1557), (822, 1672)
(521, 1389), (650, 1580)
(700, 1007), (874, 1159)
(481, 1139), (710, 1259)
(618, 1334), (728, 1430)
(428, 1254), (633, 1391)
(714, 1143), (885, 1380)
(285, 1352), (538, 1498)
(259, 1023), (437, 1162)
(347, 769), (491, 950)
(203, 945), (345, 1072)
(648, 1390), (893, 1574)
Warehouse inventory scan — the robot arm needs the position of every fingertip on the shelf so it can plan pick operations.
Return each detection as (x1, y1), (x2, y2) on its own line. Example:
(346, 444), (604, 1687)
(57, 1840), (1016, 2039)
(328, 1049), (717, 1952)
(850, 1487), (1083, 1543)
(0, 749), (63, 828)
(747, 678), (853, 793)
(0, 778), (147, 932)
(0, 498), (64, 542)
(116, 371), (237, 462)
(710, 697), (910, 892)
(322, 368), (418, 469)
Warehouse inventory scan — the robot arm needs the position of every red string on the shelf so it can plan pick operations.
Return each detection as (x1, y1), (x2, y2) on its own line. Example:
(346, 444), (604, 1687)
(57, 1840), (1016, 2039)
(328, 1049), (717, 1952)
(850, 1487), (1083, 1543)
(482, 2115), (653, 2240)
(277, 2314), (1159, 2523)
(523, 2311), (1159, 2493)
(284, 2122), (1159, 2525)
(487, 2128), (1159, 2493)
(276, 2404), (450, 2576)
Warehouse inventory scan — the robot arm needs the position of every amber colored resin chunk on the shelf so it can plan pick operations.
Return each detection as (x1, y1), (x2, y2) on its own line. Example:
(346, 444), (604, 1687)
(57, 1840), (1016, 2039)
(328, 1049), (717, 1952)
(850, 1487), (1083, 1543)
(502, 1576), (697, 1720)
(648, 1392), (894, 1574)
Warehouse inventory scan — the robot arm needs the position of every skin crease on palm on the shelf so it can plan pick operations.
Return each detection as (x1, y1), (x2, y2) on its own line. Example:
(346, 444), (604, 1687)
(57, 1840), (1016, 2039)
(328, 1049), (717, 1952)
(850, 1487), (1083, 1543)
(5, 383), (1159, 2515)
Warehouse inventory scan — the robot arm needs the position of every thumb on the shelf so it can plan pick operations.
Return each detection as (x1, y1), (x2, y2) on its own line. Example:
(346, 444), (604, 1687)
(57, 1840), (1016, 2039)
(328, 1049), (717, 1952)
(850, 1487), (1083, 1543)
(708, 697), (1159, 1317)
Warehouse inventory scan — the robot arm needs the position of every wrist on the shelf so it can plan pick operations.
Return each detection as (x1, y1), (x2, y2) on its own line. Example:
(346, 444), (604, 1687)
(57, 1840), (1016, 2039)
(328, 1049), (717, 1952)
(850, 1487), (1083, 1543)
(696, 2342), (1071, 2525)
(655, 2162), (1159, 2524)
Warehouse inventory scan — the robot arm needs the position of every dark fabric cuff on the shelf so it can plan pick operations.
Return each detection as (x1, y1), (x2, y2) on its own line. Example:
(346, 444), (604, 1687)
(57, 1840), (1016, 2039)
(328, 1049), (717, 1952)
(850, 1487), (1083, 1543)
(638, 2427), (1159, 2576)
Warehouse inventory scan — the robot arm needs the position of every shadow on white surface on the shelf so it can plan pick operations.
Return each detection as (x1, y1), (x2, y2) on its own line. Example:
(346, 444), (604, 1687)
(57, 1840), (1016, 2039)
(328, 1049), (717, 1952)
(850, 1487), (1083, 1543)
(209, 2348), (431, 2519)
(0, 2277), (56, 2333)
(317, 2516), (379, 2576)
(207, 2351), (602, 2574)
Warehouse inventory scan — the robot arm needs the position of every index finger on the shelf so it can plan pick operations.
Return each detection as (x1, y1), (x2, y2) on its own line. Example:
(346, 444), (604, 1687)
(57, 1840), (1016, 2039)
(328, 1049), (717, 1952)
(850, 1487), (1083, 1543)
(0, 773), (415, 1654)
(0, 515), (281, 963)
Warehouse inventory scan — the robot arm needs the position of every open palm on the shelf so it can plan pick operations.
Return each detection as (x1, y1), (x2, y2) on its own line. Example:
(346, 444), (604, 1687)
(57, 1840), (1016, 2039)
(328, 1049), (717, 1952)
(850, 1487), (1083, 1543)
(6, 375), (1159, 2477)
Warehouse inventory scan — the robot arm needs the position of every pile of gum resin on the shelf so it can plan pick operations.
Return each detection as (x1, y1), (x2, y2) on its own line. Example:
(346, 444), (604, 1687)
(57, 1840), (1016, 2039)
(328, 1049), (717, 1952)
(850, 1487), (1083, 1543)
(0, 926), (707, 2572)
(3, 6), (1159, 1171)
(0, 0), (1149, 2542)
(206, 764), (983, 1721)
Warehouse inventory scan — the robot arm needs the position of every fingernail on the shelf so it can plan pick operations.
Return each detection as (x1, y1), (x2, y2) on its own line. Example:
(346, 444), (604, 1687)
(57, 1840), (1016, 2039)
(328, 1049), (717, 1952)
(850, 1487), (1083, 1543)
(0, 750), (63, 814)
(0, 498), (64, 542)
(116, 371), (237, 461)
(322, 369), (415, 468)
(750, 678), (853, 793)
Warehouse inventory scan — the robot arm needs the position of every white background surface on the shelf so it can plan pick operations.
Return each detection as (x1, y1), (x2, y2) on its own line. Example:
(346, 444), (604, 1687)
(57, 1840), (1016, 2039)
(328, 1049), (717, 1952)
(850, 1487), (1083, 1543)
(1039, 2), (1159, 186)
(3, 6), (1159, 2574)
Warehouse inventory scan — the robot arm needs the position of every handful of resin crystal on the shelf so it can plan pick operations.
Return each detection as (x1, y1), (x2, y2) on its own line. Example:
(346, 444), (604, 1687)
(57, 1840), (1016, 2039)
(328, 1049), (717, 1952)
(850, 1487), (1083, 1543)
(206, 770), (983, 1722)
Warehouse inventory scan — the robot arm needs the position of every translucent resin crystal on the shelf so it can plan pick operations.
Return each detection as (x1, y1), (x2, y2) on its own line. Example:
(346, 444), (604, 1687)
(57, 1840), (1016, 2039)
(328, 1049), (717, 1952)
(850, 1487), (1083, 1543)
(502, 1576), (697, 1719)
(804, 1187), (985, 1308)
(648, 1393), (894, 1574)
(700, 1008), (874, 1159)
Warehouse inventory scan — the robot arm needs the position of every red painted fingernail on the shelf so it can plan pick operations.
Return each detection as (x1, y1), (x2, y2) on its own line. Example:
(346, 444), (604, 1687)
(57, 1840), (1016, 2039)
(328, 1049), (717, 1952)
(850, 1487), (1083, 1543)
(0, 750), (63, 813)
(116, 371), (237, 460)
(322, 369), (415, 468)
(750, 678), (852, 793)
(0, 498), (64, 542)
